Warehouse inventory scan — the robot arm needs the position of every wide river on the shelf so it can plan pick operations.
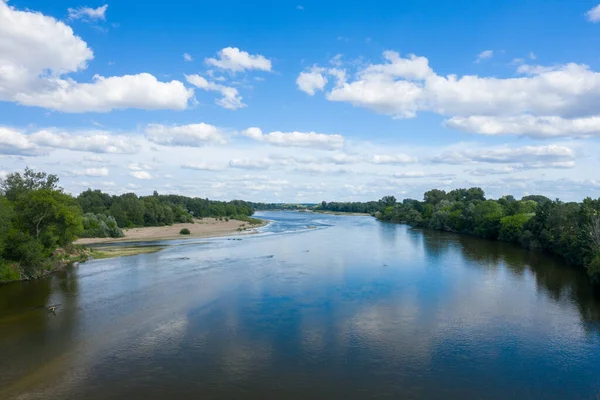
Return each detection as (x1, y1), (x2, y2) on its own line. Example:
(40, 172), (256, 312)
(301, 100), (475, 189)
(2, 211), (600, 399)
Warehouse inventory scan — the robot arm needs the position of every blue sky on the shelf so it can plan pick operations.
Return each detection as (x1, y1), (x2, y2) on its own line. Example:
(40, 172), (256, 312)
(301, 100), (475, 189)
(1, 0), (600, 202)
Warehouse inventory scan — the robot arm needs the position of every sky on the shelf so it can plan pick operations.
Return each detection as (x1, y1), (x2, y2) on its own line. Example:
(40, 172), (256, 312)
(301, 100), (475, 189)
(1, 0), (600, 203)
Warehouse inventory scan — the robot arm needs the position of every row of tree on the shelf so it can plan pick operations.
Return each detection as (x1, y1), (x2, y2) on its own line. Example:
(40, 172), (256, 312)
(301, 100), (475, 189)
(314, 200), (382, 214)
(0, 169), (258, 281)
(336, 188), (600, 282)
(77, 190), (255, 229)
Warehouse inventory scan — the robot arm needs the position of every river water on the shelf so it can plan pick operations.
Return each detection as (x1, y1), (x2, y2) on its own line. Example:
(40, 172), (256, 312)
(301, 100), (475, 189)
(2, 211), (600, 399)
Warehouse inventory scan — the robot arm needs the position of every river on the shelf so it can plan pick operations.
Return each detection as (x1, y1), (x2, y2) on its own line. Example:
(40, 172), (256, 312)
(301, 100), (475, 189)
(1, 211), (600, 399)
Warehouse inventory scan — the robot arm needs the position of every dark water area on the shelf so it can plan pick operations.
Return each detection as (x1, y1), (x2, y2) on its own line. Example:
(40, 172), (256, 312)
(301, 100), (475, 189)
(2, 211), (600, 399)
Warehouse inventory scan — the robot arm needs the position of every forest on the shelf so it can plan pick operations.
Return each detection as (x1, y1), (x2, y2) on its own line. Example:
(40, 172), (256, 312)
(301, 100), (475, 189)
(0, 168), (256, 282)
(318, 189), (600, 283)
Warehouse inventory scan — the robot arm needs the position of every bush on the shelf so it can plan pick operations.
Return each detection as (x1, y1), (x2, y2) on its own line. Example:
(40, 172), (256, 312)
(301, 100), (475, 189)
(587, 255), (600, 283)
(179, 228), (191, 235)
(0, 261), (20, 282)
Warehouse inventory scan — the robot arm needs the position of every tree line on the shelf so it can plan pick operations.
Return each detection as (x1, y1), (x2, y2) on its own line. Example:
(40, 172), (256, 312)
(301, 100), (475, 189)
(0, 168), (257, 282)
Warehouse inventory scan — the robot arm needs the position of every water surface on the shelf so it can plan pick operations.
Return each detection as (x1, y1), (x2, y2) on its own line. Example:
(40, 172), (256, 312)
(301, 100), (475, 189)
(2, 211), (600, 399)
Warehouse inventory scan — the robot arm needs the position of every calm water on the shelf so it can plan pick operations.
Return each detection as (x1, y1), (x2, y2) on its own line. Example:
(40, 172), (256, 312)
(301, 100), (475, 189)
(2, 211), (600, 399)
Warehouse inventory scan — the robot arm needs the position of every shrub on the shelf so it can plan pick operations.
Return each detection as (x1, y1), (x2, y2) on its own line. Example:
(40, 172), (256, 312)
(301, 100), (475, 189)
(179, 228), (191, 235)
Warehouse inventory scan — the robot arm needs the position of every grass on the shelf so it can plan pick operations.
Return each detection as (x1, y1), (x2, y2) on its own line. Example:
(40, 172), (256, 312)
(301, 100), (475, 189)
(233, 215), (264, 225)
(91, 245), (164, 259)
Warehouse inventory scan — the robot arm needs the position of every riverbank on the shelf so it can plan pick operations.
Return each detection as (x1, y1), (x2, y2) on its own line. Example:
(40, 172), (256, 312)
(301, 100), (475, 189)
(75, 217), (267, 245)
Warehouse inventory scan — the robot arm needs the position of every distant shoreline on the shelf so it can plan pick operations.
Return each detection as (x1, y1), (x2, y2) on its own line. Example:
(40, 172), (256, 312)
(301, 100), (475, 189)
(75, 217), (268, 245)
(312, 210), (373, 216)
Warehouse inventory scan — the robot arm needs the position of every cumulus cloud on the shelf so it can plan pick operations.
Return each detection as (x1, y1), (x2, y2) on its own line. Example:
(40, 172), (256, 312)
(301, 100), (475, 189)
(185, 74), (245, 110)
(68, 4), (108, 21)
(205, 47), (272, 72)
(431, 144), (576, 165)
(372, 154), (418, 164)
(586, 4), (600, 22)
(301, 50), (600, 135)
(130, 171), (153, 180)
(127, 163), (153, 171)
(229, 158), (275, 170)
(29, 130), (139, 153)
(74, 167), (109, 177)
(444, 115), (600, 137)
(145, 123), (227, 147)
(296, 67), (328, 95)
(475, 50), (493, 63)
(0, 2), (193, 112)
(241, 127), (344, 150)
(0, 127), (40, 156)
(0, 126), (137, 155)
(183, 53), (193, 62)
(469, 161), (575, 176)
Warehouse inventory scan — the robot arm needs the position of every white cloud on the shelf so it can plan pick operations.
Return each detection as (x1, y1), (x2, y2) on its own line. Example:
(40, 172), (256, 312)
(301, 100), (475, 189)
(330, 54), (343, 67)
(16, 73), (193, 113)
(183, 53), (193, 62)
(128, 163), (153, 171)
(431, 144), (575, 165)
(205, 47), (272, 72)
(393, 171), (453, 179)
(0, 2), (193, 112)
(469, 161), (575, 176)
(74, 167), (109, 177)
(185, 74), (245, 110)
(0, 127), (39, 156)
(145, 123), (227, 147)
(30, 130), (139, 153)
(130, 171), (153, 180)
(294, 164), (352, 174)
(445, 115), (600, 137)
(586, 4), (600, 22)
(296, 67), (328, 95)
(302, 51), (600, 135)
(68, 4), (108, 21)
(242, 127), (344, 150)
(529, 52), (537, 60)
(0, 126), (138, 155)
(475, 50), (493, 63)
(372, 154), (418, 164)
(182, 162), (225, 171)
(229, 158), (275, 170)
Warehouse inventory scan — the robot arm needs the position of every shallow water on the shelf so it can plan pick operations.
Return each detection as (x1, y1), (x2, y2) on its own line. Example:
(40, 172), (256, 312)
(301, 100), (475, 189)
(2, 211), (600, 399)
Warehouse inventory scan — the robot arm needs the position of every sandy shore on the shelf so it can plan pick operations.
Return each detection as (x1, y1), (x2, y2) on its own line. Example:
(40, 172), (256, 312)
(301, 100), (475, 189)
(75, 218), (267, 245)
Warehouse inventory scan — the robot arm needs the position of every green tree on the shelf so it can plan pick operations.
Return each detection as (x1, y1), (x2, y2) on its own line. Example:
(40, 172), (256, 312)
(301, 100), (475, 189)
(0, 196), (14, 258)
(473, 200), (504, 239)
(499, 214), (531, 244)
(1, 168), (59, 201)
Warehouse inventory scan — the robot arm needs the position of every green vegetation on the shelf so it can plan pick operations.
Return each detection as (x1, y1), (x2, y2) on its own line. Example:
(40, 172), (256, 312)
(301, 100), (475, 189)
(248, 202), (316, 211)
(314, 200), (380, 214)
(350, 188), (600, 283)
(81, 213), (124, 238)
(0, 168), (84, 282)
(233, 215), (264, 225)
(0, 168), (260, 283)
(77, 190), (255, 229)
(180, 228), (191, 235)
(92, 245), (164, 259)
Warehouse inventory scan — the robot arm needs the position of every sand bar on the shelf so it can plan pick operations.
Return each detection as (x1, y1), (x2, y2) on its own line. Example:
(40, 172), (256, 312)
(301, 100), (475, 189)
(75, 218), (267, 245)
